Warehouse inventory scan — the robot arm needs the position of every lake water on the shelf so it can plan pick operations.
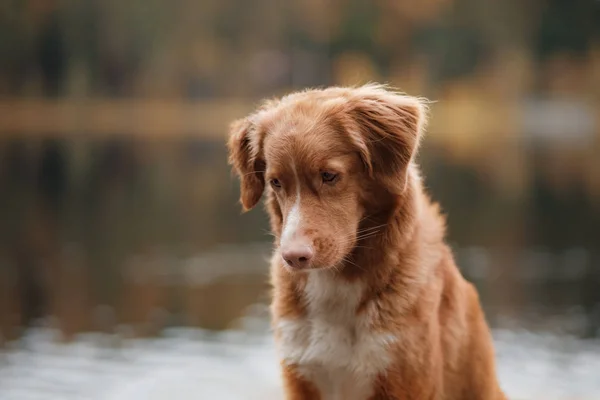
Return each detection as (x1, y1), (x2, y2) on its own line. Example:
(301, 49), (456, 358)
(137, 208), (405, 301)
(1, 322), (600, 400)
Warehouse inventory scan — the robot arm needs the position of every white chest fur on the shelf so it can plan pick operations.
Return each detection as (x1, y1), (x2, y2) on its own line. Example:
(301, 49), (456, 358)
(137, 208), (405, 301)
(275, 271), (397, 400)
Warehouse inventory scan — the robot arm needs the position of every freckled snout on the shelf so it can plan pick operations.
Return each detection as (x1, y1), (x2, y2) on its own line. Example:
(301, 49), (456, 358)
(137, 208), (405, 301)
(281, 239), (314, 269)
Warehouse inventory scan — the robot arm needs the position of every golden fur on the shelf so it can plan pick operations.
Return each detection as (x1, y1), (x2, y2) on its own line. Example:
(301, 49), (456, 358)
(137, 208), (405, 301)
(227, 84), (506, 399)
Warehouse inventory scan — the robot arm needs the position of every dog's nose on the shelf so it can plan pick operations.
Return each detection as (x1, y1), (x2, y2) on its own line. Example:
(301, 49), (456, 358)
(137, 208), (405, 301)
(281, 243), (314, 269)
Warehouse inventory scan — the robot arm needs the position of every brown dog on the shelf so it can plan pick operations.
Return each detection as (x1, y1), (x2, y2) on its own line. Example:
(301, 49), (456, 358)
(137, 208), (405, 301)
(227, 84), (506, 400)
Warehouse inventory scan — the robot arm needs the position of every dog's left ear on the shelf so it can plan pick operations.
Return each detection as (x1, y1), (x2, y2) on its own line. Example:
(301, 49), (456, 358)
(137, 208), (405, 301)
(348, 86), (428, 194)
(227, 117), (266, 211)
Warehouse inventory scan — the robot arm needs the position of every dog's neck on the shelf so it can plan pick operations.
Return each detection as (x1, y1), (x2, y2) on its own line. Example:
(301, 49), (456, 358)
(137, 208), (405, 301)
(334, 171), (446, 316)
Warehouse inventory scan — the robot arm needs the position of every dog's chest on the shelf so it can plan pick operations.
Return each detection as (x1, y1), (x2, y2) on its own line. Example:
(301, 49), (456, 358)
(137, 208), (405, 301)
(276, 272), (396, 400)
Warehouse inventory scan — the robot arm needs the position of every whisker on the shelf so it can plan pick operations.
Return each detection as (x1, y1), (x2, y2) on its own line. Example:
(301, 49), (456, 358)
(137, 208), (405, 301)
(357, 230), (380, 238)
(356, 223), (388, 234)
(335, 225), (387, 242)
(357, 223), (386, 231)
(357, 214), (378, 224)
(354, 228), (381, 236)
(262, 230), (276, 238)
(337, 228), (384, 242)
(241, 170), (266, 177)
(335, 231), (381, 245)
(342, 256), (366, 271)
(355, 231), (382, 241)
(330, 264), (341, 275)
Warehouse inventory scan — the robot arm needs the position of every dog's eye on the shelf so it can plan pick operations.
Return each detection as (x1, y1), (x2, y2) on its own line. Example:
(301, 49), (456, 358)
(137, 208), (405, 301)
(321, 172), (338, 183)
(270, 178), (282, 188)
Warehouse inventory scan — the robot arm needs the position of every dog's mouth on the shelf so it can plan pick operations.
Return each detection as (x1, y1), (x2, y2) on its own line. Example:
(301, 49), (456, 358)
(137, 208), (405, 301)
(282, 261), (339, 273)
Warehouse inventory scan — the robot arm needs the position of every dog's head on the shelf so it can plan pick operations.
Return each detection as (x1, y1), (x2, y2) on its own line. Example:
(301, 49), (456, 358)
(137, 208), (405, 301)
(227, 84), (428, 271)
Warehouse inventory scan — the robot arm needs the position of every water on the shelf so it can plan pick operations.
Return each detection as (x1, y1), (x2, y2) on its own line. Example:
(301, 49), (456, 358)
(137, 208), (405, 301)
(1, 324), (600, 400)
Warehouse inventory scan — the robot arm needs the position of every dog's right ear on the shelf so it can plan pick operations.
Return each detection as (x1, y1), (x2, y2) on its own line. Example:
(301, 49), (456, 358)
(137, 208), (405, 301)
(227, 117), (265, 211)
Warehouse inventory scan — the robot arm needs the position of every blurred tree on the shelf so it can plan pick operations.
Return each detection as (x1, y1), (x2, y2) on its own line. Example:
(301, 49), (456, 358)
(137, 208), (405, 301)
(535, 0), (600, 61)
(37, 10), (66, 97)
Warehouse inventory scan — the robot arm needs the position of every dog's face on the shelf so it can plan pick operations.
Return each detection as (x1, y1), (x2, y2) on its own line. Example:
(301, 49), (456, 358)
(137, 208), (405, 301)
(262, 118), (366, 271)
(228, 85), (427, 271)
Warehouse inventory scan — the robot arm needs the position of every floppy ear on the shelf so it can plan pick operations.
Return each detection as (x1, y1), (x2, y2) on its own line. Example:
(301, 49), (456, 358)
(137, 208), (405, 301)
(348, 87), (428, 194)
(227, 117), (266, 211)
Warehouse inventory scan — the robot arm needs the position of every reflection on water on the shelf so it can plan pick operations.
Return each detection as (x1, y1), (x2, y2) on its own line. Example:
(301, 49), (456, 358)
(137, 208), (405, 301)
(3, 242), (599, 344)
(1, 137), (599, 343)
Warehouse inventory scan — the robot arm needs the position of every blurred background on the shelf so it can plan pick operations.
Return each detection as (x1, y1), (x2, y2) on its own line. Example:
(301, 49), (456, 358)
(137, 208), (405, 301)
(0, 0), (599, 399)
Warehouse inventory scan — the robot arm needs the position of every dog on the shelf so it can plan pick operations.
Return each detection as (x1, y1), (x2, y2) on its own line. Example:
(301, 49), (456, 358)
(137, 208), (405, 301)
(227, 84), (506, 400)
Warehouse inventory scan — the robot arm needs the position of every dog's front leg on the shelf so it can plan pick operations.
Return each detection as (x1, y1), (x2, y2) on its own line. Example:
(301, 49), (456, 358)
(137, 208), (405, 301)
(281, 364), (321, 400)
(367, 372), (443, 400)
